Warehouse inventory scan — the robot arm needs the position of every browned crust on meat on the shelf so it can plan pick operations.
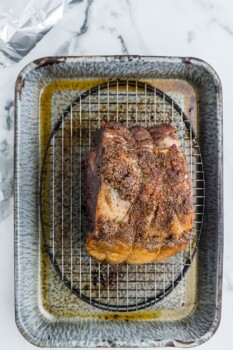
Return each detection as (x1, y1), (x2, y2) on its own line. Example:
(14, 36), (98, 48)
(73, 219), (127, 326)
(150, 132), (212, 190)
(126, 242), (189, 264)
(152, 144), (193, 231)
(149, 123), (176, 141)
(85, 149), (101, 232)
(85, 122), (141, 264)
(86, 219), (135, 264)
(85, 122), (194, 264)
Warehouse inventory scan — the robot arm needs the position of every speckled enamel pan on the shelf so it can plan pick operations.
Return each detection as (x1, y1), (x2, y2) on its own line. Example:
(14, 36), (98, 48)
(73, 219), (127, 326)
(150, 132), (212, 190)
(15, 56), (223, 347)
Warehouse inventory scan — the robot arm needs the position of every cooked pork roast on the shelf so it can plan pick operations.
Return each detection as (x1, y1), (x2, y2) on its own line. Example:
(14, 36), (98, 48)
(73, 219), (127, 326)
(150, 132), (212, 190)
(85, 121), (193, 264)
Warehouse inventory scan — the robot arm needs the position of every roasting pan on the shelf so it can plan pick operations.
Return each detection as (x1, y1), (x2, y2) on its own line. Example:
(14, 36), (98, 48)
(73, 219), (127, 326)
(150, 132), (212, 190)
(15, 56), (223, 347)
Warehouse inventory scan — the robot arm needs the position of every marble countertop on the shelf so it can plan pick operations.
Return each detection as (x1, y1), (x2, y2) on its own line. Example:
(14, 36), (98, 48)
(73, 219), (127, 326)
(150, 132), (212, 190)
(0, 0), (231, 348)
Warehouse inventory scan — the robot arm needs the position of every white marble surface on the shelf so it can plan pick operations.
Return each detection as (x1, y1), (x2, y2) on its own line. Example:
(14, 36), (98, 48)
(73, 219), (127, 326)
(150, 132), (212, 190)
(0, 0), (232, 348)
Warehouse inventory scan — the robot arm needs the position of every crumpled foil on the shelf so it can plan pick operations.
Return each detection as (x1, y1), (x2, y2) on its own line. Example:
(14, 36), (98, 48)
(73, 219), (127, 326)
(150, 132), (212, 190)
(0, 0), (77, 222)
(0, 0), (71, 67)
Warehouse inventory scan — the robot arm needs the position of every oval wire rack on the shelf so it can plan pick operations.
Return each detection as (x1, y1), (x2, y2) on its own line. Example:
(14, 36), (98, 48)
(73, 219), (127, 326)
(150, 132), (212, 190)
(40, 80), (205, 312)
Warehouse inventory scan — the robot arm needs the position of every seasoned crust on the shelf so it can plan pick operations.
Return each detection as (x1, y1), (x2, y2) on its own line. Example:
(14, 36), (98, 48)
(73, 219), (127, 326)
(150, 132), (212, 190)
(85, 122), (194, 264)
(85, 121), (141, 264)
(86, 218), (135, 264)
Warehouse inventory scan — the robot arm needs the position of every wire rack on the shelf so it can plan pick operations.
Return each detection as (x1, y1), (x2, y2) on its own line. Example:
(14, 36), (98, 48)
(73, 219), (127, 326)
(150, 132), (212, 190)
(40, 80), (205, 312)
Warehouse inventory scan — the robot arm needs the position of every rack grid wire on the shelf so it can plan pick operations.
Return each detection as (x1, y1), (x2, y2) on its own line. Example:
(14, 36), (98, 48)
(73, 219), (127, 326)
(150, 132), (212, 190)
(40, 80), (205, 312)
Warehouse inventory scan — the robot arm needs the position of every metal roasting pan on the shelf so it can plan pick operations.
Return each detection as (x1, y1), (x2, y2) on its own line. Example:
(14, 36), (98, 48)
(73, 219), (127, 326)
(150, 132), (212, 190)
(14, 56), (223, 347)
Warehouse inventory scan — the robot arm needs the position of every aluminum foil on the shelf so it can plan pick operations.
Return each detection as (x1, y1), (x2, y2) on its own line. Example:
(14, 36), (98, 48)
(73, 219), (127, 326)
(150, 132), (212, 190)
(0, 0), (71, 67)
